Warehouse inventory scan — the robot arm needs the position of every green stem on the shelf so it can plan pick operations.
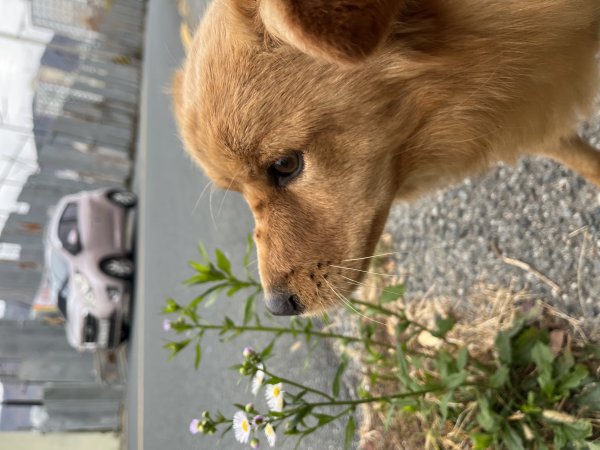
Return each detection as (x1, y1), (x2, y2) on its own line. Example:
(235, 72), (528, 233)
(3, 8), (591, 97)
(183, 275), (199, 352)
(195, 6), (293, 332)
(194, 323), (395, 349)
(258, 365), (334, 401)
(293, 386), (449, 411)
(349, 298), (406, 319)
(349, 298), (448, 340)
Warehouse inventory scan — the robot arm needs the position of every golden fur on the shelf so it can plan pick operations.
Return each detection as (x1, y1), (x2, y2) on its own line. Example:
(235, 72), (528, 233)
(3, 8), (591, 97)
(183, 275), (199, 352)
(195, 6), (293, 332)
(172, 0), (600, 315)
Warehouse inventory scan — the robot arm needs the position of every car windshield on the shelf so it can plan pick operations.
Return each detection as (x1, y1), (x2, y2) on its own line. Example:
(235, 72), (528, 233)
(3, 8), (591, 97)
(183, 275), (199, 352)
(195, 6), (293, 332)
(49, 248), (70, 301)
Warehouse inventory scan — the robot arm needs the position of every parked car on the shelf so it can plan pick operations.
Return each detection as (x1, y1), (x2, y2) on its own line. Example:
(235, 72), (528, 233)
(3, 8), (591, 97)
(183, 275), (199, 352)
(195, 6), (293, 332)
(45, 188), (136, 351)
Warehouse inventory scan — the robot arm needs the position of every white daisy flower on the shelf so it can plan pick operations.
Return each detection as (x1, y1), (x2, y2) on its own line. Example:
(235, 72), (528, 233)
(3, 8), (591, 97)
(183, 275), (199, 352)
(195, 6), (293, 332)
(252, 363), (265, 396)
(265, 383), (284, 412)
(233, 411), (251, 444)
(265, 423), (276, 447)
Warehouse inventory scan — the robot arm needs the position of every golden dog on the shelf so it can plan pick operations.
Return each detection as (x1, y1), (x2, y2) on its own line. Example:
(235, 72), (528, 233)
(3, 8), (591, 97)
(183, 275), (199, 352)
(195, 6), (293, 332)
(172, 0), (600, 316)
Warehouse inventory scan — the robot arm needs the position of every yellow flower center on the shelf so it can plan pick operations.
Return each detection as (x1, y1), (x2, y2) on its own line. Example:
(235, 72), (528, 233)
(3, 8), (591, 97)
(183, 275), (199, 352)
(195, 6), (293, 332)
(242, 420), (249, 433)
(273, 386), (280, 397)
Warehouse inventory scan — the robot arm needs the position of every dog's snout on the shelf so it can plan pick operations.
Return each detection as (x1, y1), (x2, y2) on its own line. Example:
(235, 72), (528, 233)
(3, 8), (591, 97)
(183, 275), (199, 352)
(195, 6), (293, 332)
(265, 291), (303, 316)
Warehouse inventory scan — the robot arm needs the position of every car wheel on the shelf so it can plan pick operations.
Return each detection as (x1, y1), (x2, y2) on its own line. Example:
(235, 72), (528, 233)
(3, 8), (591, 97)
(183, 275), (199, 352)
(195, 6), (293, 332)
(100, 256), (134, 280)
(107, 190), (137, 208)
(120, 323), (130, 343)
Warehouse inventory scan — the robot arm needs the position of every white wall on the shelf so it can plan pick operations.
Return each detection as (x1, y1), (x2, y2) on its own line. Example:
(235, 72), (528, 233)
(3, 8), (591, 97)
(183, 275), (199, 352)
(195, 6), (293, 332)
(0, 432), (120, 450)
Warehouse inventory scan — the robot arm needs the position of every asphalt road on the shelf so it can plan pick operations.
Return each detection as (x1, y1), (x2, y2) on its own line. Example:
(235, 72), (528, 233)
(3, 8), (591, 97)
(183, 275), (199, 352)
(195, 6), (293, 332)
(128, 1), (349, 449)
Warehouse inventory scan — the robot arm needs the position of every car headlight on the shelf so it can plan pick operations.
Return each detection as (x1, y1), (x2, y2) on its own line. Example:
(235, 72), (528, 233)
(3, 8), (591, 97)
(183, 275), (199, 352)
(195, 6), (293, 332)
(73, 273), (96, 307)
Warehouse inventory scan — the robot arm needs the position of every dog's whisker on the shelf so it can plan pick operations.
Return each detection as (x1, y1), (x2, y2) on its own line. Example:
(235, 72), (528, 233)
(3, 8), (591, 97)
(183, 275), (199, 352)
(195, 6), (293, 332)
(321, 276), (386, 326)
(342, 252), (400, 262)
(209, 185), (218, 229)
(217, 175), (238, 220)
(338, 274), (404, 298)
(192, 180), (213, 214)
(329, 265), (395, 277)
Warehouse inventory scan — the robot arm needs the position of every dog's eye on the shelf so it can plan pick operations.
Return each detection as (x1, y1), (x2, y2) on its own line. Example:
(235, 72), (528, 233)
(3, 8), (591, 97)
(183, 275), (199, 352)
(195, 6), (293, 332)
(269, 152), (304, 187)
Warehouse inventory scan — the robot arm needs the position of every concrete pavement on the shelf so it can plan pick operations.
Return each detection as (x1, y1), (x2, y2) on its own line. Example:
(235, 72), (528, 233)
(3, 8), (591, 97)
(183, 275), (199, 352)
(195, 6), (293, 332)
(128, 1), (349, 449)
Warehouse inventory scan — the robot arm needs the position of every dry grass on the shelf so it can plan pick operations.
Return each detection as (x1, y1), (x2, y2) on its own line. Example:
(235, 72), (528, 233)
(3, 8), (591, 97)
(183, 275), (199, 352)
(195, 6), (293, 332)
(334, 234), (597, 450)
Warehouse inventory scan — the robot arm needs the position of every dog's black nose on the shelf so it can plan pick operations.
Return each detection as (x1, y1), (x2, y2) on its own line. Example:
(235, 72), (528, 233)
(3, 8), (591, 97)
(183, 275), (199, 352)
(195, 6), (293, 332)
(265, 291), (303, 316)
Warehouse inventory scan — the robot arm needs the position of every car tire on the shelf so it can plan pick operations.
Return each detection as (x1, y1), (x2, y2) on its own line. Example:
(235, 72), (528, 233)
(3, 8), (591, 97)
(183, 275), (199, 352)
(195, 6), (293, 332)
(107, 190), (137, 208)
(100, 256), (134, 280)
(120, 323), (130, 343)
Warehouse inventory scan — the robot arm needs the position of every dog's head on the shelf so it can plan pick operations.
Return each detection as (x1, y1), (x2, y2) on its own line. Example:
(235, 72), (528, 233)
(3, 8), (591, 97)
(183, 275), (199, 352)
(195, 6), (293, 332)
(173, 0), (417, 316)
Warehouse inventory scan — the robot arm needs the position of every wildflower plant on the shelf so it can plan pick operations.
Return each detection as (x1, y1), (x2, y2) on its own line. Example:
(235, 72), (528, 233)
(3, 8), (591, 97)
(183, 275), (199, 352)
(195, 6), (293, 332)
(164, 238), (600, 449)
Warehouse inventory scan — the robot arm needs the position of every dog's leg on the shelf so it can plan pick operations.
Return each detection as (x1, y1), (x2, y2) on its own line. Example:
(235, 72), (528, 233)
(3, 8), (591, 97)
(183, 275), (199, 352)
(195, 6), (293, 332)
(536, 135), (600, 188)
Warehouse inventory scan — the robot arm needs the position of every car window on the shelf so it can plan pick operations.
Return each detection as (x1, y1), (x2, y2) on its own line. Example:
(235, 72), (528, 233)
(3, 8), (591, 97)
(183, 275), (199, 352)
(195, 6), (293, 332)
(49, 248), (70, 298)
(58, 203), (81, 255)
(57, 278), (69, 319)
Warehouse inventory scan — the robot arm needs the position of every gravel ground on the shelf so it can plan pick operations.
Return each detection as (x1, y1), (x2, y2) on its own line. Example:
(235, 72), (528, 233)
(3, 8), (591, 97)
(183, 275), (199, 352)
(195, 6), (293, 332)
(385, 111), (600, 328)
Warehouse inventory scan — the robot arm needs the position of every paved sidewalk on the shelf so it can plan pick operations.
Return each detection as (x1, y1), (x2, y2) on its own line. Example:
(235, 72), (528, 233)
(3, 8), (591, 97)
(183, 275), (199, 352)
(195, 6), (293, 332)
(128, 1), (350, 449)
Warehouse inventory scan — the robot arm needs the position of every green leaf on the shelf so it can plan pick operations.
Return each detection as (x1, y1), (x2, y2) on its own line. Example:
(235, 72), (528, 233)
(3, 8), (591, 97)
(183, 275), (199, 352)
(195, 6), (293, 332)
(163, 299), (181, 313)
(476, 396), (500, 432)
(164, 339), (191, 359)
(531, 342), (555, 397)
(170, 320), (193, 332)
(203, 288), (223, 308)
(344, 415), (355, 450)
(194, 343), (202, 369)
(189, 260), (210, 274)
(432, 315), (456, 338)
(243, 295), (255, 325)
(315, 413), (335, 426)
(513, 327), (546, 365)
(555, 348), (575, 379)
(185, 270), (226, 285)
(439, 391), (453, 422)
(215, 249), (232, 276)
(261, 339), (276, 359)
(197, 241), (211, 263)
(557, 364), (588, 393)
(495, 330), (512, 365)
(575, 383), (600, 413)
(379, 284), (405, 303)
(384, 403), (397, 430)
(563, 420), (593, 441)
(226, 285), (244, 297)
(444, 371), (468, 390)
(332, 356), (348, 398)
(585, 441), (600, 450)
(470, 432), (493, 450)
(290, 406), (312, 428)
(244, 233), (254, 268)
(501, 425), (525, 450)
(489, 366), (509, 388)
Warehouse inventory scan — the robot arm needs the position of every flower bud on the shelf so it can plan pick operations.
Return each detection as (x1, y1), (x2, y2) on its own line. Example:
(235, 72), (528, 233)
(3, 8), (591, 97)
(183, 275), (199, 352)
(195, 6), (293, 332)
(250, 438), (260, 449)
(252, 415), (264, 427)
(245, 403), (254, 413)
(202, 411), (210, 419)
(243, 347), (255, 358)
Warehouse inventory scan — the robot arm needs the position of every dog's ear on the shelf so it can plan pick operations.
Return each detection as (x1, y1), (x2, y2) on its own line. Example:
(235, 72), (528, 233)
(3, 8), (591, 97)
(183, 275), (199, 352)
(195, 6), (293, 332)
(258, 0), (402, 64)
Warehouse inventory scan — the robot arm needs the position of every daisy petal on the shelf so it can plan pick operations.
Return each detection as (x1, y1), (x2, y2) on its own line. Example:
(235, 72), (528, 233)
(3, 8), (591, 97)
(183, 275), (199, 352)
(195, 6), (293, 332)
(233, 411), (251, 444)
(252, 363), (265, 396)
(265, 383), (284, 412)
(265, 423), (276, 447)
